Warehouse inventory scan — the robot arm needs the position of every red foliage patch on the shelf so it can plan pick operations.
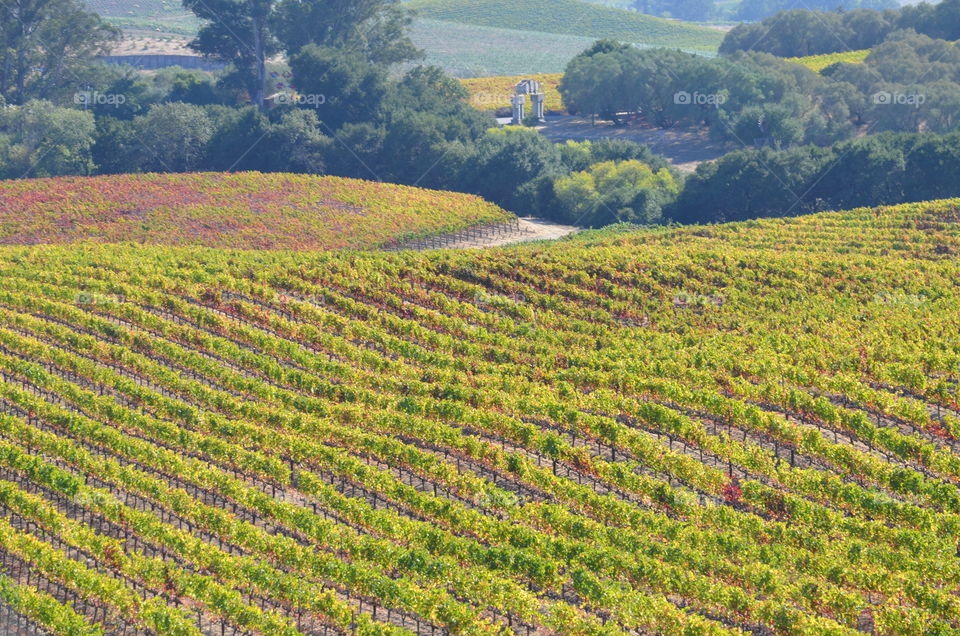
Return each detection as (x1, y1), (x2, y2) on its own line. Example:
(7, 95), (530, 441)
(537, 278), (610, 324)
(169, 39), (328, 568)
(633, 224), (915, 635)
(0, 172), (511, 251)
(722, 481), (743, 504)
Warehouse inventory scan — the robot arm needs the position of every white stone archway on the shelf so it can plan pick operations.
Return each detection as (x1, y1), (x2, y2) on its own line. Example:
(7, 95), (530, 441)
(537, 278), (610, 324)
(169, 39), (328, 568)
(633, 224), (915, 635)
(511, 79), (546, 125)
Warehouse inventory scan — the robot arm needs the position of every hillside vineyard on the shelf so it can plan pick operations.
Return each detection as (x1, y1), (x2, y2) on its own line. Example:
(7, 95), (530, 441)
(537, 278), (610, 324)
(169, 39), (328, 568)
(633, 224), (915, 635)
(0, 173), (512, 252)
(0, 201), (957, 635)
(406, 0), (724, 52)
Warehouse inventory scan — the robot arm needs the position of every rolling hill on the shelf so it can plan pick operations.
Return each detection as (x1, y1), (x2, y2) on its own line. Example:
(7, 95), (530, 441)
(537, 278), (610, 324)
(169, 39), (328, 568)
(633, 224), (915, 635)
(84, 0), (182, 18)
(409, 19), (604, 77)
(82, 0), (198, 35)
(407, 0), (725, 52)
(0, 172), (513, 251)
(0, 197), (957, 633)
(84, 0), (721, 76)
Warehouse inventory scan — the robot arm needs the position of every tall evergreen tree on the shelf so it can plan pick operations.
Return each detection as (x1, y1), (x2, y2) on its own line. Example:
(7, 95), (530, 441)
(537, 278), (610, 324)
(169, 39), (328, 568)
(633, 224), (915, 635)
(183, 0), (279, 111)
(183, 0), (418, 111)
(273, 0), (419, 64)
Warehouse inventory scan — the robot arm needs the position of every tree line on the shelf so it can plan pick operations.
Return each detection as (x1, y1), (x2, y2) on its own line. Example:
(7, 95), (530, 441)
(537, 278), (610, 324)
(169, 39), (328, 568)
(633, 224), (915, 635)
(721, 0), (960, 57)
(631, 0), (895, 23)
(561, 31), (960, 149)
(670, 131), (960, 223)
(1, 0), (959, 230)
(552, 18), (960, 224)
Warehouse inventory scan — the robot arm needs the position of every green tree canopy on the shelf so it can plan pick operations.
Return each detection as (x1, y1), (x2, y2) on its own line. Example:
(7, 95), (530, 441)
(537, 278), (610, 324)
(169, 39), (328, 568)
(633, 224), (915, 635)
(273, 0), (419, 64)
(131, 102), (214, 173)
(0, 0), (118, 105)
(288, 45), (389, 132)
(457, 126), (565, 214)
(553, 159), (679, 226)
(0, 99), (95, 177)
(183, 0), (419, 111)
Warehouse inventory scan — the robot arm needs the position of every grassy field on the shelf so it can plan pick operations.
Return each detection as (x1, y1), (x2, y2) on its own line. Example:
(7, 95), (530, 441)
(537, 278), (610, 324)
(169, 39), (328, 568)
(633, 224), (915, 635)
(409, 19), (604, 77)
(460, 73), (565, 111)
(84, 0), (182, 17)
(0, 172), (512, 250)
(0, 198), (956, 633)
(82, 0), (199, 35)
(106, 19), (604, 78)
(84, 0), (719, 77)
(787, 49), (870, 71)
(109, 34), (193, 56)
(408, 0), (725, 52)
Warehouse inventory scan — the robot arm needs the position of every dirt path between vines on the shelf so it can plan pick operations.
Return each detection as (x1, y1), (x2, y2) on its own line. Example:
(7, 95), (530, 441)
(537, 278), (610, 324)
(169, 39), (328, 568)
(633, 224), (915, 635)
(536, 116), (734, 173)
(387, 218), (579, 251)
(442, 218), (578, 250)
(454, 217), (578, 249)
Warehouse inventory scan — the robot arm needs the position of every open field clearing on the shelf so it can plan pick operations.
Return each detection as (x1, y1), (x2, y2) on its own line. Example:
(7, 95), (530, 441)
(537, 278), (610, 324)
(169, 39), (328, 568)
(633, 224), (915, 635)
(101, 21), (599, 78)
(83, 0), (198, 35)
(83, 0), (184, 18)
(537, 116), (734, 171)
(409, 19), (605, 77)
(86, 1), (718, 76)
(408, 0), (725, 52)
(109, 35), (194, 57)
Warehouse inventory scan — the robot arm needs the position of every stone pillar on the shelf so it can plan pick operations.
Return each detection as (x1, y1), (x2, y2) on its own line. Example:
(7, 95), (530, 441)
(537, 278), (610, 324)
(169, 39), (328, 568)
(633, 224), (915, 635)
(511, 94), (526, 125)
(531, 93), (546, 122)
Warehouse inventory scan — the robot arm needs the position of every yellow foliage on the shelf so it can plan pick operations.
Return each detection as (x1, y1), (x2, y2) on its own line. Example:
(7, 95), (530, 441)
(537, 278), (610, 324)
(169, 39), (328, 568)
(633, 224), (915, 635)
(460, 73), (565, 112)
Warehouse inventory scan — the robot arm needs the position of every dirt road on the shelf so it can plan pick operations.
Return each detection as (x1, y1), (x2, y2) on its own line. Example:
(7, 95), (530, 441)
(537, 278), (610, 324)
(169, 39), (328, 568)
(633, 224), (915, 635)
(389, 218), (578, 251)
(537, 115), (734, 172)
